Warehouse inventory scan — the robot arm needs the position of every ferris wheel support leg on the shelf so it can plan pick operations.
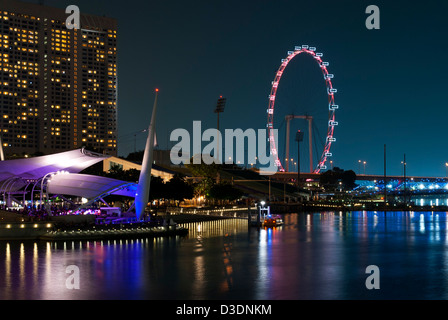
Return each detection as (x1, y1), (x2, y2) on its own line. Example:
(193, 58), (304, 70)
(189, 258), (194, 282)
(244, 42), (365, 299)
(308, 117), (313, 173)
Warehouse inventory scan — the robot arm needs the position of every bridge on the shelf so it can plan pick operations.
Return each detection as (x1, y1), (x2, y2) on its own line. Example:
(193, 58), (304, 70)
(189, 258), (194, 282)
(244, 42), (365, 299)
(272, 172), (447, 182)
(271, 171), (448, 193)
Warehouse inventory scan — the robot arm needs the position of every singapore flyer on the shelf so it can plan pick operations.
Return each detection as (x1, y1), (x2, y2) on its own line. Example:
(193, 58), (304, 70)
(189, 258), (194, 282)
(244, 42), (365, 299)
(267, 45), (338, 174)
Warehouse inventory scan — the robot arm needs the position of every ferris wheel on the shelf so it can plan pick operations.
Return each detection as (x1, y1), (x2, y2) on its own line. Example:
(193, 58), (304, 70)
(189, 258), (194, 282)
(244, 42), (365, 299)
(267, 45), (338, 173)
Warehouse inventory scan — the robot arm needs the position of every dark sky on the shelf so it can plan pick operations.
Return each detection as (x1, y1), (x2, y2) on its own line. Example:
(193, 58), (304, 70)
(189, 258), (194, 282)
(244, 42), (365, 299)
(26, 0), (448, 177)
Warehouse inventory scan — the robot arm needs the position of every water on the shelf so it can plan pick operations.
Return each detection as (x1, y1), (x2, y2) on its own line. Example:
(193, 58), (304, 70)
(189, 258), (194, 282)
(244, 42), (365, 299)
(1, 211), (448, 300)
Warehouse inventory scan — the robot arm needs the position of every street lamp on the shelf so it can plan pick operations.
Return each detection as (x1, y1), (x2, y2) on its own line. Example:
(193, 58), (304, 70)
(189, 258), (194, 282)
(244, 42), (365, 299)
(358, 160), (361, 175)
(363, 161), (367, 175)
(445, 162), (448, 178)
(401, 154), (407, 205)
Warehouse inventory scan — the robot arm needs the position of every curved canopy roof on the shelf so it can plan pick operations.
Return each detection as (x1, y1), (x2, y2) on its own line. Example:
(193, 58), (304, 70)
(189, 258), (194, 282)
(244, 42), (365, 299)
(0, 148), (110, 192)
(47, 173), (137, 199)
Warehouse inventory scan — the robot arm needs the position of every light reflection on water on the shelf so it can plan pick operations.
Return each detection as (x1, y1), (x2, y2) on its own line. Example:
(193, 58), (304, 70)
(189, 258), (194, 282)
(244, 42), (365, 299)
(412, 196), (448, 207)
(1, 212), (448, 299)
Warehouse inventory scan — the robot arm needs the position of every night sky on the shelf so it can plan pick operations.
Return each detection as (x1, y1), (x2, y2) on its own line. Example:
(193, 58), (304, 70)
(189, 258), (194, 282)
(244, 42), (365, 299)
(25, 0), (448, 177)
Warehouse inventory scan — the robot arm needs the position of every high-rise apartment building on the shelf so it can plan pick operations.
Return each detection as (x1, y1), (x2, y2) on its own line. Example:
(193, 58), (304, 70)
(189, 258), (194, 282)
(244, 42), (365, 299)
(0, 0), (118, 157)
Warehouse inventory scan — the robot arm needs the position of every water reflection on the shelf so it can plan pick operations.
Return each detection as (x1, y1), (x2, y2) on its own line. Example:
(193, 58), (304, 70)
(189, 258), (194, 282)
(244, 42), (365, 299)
(255, 227), (274, 299)
(1, 213), (448, 299)
(180, 218), (249, 239)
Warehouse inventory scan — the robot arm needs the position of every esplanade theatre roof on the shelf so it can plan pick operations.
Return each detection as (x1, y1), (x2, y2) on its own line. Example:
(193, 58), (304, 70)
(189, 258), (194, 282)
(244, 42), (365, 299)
(0, 148), (108, 184)
(0, 149), (137, 201)
(47, 173), (137, 199)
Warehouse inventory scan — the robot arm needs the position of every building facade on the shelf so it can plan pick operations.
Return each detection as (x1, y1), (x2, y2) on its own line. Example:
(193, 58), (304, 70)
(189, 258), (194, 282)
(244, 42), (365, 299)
(0, 0), (117, 157)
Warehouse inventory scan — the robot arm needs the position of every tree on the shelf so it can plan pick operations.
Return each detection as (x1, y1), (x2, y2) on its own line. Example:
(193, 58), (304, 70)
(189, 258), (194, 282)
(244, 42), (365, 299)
(341, 169), (357, 190)
(165, 174), (194, 204)
(80, 161), (104, 176)
(186, 155), (219, 178)
(320, 168), (339, 189)
(185, 154), (220, 198)
(126, 150), (144, 162)
(102, 164), (140, 182)
(320, 167), (357, 191)
(149, 175), (165, 202)
(106, 164), (126, 180)
(209, 182), (243, 202)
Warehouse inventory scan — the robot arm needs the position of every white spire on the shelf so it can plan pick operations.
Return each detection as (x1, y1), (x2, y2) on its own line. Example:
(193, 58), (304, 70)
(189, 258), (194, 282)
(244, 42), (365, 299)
(135, 89), (159, 220)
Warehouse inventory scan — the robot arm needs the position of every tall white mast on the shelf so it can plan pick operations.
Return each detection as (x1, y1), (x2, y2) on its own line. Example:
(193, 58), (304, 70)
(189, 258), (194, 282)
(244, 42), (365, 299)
(135, 89), (159, 220)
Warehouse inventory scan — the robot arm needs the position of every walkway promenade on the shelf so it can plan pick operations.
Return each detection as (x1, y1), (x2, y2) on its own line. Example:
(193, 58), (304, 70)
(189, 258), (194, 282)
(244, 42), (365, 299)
(165, 206), (257, 220)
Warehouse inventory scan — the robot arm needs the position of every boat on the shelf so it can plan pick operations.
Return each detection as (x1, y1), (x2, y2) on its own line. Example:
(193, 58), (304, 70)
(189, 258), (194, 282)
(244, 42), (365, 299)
(263, 215), (284, 228)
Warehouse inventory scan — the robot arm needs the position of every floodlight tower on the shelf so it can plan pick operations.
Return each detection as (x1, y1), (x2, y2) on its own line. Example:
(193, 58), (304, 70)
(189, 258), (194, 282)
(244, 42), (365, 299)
(285, 115), (313, 172)
(214, 96), (226, 162)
